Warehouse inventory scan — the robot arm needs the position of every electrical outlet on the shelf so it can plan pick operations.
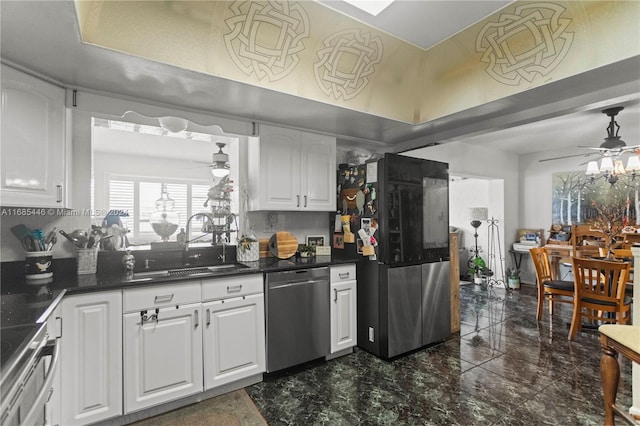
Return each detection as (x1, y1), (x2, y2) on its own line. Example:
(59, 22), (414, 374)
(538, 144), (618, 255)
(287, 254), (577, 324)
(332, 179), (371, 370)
(265, 213), (278, 232)
(368, 327), (374, 342)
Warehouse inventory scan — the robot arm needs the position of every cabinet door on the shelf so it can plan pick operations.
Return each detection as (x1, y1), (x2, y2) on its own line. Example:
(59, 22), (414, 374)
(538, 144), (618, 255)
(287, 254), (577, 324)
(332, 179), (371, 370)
(203, 293), (265, 389)
(123, 303), (203, 413)
(1, 65), (66, 207)
(300, 132), (336, 211)
(330, 281), (357, 353)
(60, 291), (122, 426)
(256, 124), (301, 210)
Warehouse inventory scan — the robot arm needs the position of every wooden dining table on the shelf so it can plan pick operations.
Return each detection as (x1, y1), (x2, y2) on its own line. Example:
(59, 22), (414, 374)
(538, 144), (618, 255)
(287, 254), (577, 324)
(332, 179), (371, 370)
(599, 325), (640, 425)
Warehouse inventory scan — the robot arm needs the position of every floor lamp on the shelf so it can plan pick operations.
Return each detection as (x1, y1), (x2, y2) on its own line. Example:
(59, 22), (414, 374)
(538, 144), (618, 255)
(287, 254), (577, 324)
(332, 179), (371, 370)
(469, 207), (488, 284)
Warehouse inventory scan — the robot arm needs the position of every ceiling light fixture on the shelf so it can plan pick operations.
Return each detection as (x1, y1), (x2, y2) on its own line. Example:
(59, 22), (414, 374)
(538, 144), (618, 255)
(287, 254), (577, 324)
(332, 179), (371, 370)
(342, 0), (395, 16)
(211, 143), (230, 177)
(585, 107), (639, 186)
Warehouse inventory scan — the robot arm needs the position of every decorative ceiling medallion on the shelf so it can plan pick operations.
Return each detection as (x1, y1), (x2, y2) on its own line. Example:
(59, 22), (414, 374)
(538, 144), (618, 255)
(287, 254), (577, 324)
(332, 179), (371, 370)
(314, 30), (383, 101)
(224, 1), (310, 82)
(475, 2), (574, 86)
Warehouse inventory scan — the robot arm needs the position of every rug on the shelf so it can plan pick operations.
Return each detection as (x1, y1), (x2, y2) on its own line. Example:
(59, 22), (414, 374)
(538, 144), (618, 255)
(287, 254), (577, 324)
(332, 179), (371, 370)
(129, 389), (267, 426)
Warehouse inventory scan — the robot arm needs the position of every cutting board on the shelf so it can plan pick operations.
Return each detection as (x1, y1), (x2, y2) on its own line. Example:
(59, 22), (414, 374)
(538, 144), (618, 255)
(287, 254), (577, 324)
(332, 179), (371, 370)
(268, 232), (298, 259)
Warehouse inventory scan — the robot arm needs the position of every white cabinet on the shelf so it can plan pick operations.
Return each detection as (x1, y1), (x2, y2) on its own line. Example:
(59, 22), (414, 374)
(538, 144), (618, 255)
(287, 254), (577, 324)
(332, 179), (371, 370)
(0, 64), (68, 207)
(122, 282), (203, 413)
(45, 305), (62, 426)
(202, 275), (265, 389)
(248, 124), (336, 211)
(60, 291), (122, 426)
(330, 264), (357, 354)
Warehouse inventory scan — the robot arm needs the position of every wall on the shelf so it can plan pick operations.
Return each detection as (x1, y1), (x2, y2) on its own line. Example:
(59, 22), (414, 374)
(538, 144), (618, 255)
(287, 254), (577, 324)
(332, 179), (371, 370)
(0, 90), (335, 261)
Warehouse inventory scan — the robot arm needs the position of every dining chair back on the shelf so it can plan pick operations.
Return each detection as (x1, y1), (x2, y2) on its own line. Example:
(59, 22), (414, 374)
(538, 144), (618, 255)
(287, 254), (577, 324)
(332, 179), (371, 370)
(530, 247), (574, 321)
(569, 257), (632, 340)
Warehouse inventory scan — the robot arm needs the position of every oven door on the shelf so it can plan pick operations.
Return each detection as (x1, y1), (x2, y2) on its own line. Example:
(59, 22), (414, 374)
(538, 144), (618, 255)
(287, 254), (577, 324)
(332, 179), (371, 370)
(1, 334), (60, 426)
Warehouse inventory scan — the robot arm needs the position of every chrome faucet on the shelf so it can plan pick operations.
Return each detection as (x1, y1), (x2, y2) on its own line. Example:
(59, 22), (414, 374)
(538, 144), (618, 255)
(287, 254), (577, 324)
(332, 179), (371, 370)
(184, 212), (214, 250)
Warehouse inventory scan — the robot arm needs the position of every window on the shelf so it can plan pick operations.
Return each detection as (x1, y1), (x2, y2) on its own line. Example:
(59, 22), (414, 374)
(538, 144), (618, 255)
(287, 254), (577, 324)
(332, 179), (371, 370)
(105, 175), (211, 244)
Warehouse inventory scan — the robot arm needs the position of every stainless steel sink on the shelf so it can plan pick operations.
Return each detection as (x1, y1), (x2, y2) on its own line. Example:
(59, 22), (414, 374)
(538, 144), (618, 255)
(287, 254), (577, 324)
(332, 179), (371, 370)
(130, 264), (250, 281)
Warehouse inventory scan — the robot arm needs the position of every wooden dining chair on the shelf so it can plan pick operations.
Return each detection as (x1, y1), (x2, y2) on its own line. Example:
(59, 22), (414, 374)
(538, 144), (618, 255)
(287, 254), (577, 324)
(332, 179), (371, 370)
(530, 247), (574, 321)
(569, 257), (632, 340)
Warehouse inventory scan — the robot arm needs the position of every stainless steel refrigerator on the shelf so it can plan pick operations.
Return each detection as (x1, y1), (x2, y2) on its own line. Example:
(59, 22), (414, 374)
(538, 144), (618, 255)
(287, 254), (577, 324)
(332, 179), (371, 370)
(333, 153), (450, 359)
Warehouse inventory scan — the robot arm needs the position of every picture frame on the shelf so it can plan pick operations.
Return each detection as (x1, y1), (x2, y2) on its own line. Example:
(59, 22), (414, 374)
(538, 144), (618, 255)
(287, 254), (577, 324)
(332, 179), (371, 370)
(333, 234), (344, 249)
(306, 235), (325, 247)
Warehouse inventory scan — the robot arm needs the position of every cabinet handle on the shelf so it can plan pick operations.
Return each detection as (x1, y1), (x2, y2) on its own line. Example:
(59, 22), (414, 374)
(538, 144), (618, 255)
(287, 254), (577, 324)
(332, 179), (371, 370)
(227, 284), (242, 293)
(206, 308), (211, 326)
(194, 310), (199, 328)
(304, 195), (307, 207)
(154, 294), (174, 303)
(56, 185), (62, 203)
(334, 288), (338, 302)
(296, 195), (300, 207)
(338, 272), (350, 279)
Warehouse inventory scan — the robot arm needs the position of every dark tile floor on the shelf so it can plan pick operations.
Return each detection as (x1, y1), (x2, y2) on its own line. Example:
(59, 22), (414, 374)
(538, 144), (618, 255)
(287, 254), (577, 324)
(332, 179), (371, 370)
(246, 283), (633, 425)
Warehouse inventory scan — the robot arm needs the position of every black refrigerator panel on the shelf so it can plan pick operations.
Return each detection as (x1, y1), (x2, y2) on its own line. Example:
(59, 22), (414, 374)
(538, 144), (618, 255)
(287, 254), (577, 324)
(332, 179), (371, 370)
(357, 262), (423, 360)
(378, 153), (450, 266)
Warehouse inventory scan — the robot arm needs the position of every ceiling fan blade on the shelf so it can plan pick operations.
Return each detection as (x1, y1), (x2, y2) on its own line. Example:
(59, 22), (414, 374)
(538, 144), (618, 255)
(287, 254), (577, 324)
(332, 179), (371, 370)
(538, 153), (595, 163)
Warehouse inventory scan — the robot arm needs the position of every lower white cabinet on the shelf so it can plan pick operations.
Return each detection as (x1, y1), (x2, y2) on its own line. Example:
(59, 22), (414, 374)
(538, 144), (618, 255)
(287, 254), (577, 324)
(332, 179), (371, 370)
(60, 291), (122, 426)
(123, 283), (203, 413)
(330, 265), (357, 354)
(202, 275), (265, 389)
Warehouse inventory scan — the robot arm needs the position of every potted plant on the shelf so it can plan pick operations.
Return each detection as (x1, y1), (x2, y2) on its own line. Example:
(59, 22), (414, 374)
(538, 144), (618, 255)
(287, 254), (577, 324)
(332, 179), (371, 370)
(508, 268), (521, 289)
(469, 256), (487, 285)
(299, 244), (316, 258)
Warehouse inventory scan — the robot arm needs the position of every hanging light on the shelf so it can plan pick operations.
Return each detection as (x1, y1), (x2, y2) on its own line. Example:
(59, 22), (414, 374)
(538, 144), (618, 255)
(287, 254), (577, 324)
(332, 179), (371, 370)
(211, 143), (230, 177)
(585, 106), (639, 186)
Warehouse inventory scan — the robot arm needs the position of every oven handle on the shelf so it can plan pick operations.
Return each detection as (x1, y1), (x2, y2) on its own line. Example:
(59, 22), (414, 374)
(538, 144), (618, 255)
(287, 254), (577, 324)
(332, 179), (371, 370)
(21, 338), (60, 426)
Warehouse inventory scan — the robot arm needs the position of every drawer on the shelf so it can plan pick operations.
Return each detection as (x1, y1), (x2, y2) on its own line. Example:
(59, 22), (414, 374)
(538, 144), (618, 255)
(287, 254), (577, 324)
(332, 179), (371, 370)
(123, 281), (201, 312)
(202, 274), (263, 301)
(331, 264), (356, 283)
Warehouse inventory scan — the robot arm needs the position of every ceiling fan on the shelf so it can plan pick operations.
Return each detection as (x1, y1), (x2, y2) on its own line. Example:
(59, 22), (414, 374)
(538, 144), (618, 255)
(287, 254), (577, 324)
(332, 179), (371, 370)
(190, 142), (231, 177)
(539, 106), (639, 163)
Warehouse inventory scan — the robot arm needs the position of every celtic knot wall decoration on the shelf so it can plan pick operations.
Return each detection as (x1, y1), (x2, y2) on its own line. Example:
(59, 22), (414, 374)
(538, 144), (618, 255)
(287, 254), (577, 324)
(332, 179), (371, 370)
(314, 30), (383, 101)
(224, 1), (310, 82)
(475, 2), (574, 86)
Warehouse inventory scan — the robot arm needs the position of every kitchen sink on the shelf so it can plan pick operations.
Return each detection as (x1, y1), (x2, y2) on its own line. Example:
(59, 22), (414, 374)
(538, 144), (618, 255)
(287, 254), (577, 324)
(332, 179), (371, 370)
(130, 264), (250, 281)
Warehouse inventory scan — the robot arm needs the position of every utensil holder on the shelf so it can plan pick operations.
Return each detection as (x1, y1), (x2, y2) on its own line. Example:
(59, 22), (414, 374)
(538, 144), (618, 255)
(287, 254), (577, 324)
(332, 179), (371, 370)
(25, 251), (53, 280)
(77, 248), (99, 274)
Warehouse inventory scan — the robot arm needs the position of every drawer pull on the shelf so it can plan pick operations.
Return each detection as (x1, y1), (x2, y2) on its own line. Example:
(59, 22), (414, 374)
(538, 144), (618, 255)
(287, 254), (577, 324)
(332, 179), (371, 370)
(194, 310), (199, 328)
(334, 288), (338, 302)
(154, 294), (174, 303)
(338, 272), (350, 279)
(206, 309), (211, 326)
(227, 284), (242, 293)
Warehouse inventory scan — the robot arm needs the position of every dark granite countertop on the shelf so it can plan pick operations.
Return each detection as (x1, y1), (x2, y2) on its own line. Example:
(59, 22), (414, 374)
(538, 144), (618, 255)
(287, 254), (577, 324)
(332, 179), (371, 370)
(0, 255), (360, 374)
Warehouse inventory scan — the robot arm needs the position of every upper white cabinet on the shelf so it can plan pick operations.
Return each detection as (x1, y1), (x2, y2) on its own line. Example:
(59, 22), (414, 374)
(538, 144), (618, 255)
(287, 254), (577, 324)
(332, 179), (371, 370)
(0, 65), (68, 207)
(248, 124), (336, 211)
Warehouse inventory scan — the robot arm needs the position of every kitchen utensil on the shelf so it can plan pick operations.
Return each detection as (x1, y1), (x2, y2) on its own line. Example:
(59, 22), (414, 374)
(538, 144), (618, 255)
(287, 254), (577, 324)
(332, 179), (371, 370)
(59, 229), (88, 248)
(22, 235), (37, 252)
(268, 231), (298, 259)
(32, 228), (46, 251)
(10, 224), (32, 244)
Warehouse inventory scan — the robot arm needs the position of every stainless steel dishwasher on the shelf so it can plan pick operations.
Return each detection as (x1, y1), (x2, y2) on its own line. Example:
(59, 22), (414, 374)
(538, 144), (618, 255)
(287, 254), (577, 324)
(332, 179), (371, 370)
(265, 267), (330, 372)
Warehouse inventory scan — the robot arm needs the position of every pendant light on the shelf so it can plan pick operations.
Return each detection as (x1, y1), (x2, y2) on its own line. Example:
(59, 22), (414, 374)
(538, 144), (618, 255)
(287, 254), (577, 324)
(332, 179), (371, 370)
(585, 107), (640, 186)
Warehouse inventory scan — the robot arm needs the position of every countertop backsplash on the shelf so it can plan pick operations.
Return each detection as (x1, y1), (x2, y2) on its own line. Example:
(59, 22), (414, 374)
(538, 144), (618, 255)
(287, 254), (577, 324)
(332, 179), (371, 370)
(1, 210), (331, 262)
